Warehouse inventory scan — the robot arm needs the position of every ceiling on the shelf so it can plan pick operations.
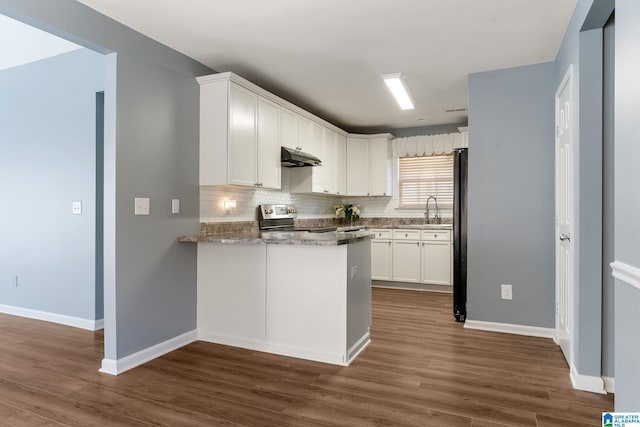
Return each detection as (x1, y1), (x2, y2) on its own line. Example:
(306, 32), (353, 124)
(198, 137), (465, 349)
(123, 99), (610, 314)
(74, 0), (577, 132)
(0, 14), (81, 72)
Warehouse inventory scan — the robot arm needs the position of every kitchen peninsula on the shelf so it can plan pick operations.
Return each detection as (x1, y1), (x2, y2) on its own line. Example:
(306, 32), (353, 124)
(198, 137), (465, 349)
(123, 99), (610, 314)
(180, 225), (373, 366)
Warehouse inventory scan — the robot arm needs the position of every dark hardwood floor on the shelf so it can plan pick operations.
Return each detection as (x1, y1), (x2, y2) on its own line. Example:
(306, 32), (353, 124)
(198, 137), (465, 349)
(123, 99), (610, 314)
(0, 288), (613, 426)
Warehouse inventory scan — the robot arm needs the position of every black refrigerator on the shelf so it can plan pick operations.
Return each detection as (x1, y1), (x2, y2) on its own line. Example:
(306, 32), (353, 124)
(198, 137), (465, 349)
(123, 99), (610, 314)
(453, 148), (468, 322)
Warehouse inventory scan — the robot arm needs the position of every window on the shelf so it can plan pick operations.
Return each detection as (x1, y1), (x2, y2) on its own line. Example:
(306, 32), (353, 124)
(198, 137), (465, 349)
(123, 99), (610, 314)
(398, 155), (454, 208)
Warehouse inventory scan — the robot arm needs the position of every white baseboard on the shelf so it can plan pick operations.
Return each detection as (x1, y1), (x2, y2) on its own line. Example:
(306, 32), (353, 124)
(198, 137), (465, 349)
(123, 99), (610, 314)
(603, 376), (615, 393)
(347, 331), (371, 365)
(94, 318), (105, 330)
(0, 304), (103, 331)
(570, 363), (607, 394)
(99, 329), (197, 376)
(198, 329), (350, 366)
(464, 319), (555, 339)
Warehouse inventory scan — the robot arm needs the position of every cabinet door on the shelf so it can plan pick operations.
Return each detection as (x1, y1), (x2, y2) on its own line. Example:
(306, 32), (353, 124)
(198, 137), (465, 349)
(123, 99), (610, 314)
(228, 83), (258, 186)
(257, 97), (281, 189)
(346, 137), (370, 196)
(309, 122), (325, 192)
(296, 115), (310, 152)
(392, 240), (421, 283)
(371, 240), (393, 281)
(322, 128), (336, 194)
(280, 107), (297, 149)
(335, 134), (347, 195)
(421, 241), (452, 285)
(370, 137), (390, 196)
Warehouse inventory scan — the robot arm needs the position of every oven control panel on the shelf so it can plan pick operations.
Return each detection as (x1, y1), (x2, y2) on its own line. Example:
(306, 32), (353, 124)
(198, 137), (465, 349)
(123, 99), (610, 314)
(259, 204), (297, 220)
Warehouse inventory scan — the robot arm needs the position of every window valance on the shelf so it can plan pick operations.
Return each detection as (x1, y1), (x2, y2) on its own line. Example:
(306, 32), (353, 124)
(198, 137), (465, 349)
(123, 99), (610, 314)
(392, 132), (468, 158)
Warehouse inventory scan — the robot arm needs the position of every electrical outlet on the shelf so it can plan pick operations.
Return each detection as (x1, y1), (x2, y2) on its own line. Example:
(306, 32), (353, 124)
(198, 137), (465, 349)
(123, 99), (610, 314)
(501, 284), (513, 300)
(12, 274), (18, 288)
(134, 197), (150, 216)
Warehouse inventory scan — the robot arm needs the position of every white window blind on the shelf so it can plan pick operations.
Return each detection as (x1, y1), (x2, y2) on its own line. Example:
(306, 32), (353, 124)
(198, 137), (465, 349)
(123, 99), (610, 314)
(398, 155), (454, 208)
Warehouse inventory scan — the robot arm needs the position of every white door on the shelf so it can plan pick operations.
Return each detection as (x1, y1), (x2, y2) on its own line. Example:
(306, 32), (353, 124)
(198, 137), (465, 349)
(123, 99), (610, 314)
(555, 66), (573, 364)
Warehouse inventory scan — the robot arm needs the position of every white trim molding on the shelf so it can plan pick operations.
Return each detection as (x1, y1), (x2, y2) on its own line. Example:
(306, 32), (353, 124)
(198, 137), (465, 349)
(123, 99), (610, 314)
(100, 329), (197, 376)
(0, 304), (103, 331)
(611, 261), (640, 291)
(603, 376), (615, 394)
(570, 364), (607, 394)
(464, 320), (555, 339)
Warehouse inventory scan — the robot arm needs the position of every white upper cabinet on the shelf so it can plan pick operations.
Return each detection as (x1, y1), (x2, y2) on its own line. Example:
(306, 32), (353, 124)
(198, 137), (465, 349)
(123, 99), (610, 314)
(346, 134), (392, 196)
(335, 134), (347, 195)
(280, 107), (297, 149)
(322, 128), (336, 194)
(198, 74), (281, 189)
(290, 122), (343, 195)
(296, 115), (311, 152)
(346, 136), (370, 196)
(197, 72), (392, 194)
(257, 97), (281, 189)
(228, 83), (258, 187)
(370, 137), (391, 196)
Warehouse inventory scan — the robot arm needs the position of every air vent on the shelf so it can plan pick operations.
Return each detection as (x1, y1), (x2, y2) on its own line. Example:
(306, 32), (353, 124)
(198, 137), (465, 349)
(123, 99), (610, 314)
(445, 107), (467, 113)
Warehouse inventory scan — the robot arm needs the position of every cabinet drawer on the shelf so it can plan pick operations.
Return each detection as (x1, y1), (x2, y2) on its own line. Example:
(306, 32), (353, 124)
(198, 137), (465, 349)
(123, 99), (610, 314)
(393, 229), (421, 240)
(421, 230), (451, 241)
(371, 229), (393, 239)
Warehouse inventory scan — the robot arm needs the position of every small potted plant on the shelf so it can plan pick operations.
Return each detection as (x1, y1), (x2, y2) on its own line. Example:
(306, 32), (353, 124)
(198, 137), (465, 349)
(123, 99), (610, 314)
(334, 203), (361, 223)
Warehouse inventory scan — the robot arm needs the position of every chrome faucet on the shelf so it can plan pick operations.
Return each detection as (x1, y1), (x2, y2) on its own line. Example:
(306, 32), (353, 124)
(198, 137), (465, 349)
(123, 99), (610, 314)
(424, 196), (440, 224)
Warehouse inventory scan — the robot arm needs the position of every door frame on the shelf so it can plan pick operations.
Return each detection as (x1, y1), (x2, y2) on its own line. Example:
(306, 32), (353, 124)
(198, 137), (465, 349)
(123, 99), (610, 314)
(554, 64), (575, 368)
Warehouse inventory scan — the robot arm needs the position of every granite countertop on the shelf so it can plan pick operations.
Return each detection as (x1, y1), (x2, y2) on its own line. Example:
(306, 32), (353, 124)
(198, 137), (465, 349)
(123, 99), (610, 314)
(370, 223), (453, 230)
(178, 229), (374, 246)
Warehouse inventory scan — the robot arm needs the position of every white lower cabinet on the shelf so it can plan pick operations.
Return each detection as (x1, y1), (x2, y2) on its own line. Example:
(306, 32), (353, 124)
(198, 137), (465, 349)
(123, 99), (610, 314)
(371, 239), (393, 280)
(421, 230), (452, 286)
(392, 240), (421, 283)
(197, 240), (372, 366)
(373, 228), (452, 286)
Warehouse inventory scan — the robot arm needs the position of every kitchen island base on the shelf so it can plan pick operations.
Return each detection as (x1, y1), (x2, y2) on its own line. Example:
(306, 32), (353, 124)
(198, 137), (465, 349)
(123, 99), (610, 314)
(197, 239), (372, 365)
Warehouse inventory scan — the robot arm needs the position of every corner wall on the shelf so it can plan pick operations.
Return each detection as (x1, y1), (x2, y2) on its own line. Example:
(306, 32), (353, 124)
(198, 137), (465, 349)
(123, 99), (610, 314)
(0, 48), (105, 323)
(613, 0), (640, 411)
(467, 62), (556, 327)
(0, 0), (213, 363)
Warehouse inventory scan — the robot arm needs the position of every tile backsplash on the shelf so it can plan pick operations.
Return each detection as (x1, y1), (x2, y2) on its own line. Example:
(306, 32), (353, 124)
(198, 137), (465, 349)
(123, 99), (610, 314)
(200, 163), (452, 222)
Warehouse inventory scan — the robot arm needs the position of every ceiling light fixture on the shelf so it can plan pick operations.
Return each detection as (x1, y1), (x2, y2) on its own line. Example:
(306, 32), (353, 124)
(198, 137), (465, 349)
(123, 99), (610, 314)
(381, 72), (414, 110)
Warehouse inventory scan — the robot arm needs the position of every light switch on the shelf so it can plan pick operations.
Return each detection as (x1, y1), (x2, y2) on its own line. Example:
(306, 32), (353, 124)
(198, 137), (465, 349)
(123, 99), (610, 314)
(72, 201), (82, 215)
(134, 197), (150, 216)
(171, 199), (180, 214)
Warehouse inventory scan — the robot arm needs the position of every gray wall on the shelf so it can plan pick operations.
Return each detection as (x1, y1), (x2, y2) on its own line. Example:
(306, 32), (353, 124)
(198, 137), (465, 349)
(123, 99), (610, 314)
(467, 62), (556, 327)
(0, 48), (105, 321)
(0, 0), (213, 360)
(602, 13), (614, 379)
(614, 0), (640, 411)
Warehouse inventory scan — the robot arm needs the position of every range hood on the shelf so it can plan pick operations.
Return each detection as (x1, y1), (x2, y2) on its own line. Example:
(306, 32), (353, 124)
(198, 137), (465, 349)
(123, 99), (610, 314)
(281, 146), (322, 167)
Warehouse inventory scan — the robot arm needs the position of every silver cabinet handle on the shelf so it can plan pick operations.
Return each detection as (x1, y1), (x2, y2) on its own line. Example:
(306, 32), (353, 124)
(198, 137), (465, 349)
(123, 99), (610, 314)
(559, 233), (571, 241)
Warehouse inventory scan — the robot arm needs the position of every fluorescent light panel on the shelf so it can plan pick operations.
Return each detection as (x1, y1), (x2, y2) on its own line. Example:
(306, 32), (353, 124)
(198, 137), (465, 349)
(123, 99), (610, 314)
(382, 73), (414, 110)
